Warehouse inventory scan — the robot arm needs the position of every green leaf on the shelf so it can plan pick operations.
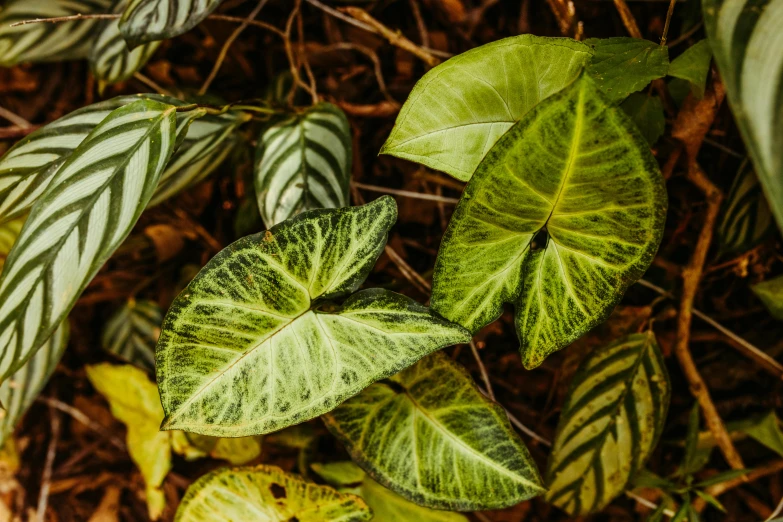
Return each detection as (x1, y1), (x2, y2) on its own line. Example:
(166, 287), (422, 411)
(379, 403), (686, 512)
(671, 497), (691, 522)
(704, 0), (783, 234)
(693, 469), (748, 489)
(0, 100), (199, 382)
(380, 35), (592, 181)
(752, 275), (783, 320)
(255, 103), (352, 228)
(177, 432), (263, 465)
(584, 37), (670, 103)
(0, 0), (113, 67)
(0, 218), (24, 271)
(120, 0), (225, 48)
(668, 40), (713, 99)
(90, 0), (161, 92)
(716, 159), (775, 256)
(680, 402), (702, 476)
(545, 332), (671, 516)
(101, 299), (162, 370)
(174, 465), (372, 522)
(693, 490), (723, 513)
(728, 410), (783, 457)
(431, 75), (667, 367)
(312, 462), (367, 488)
(324, 352), (543, 510)
(646, 502), (668, 522)
(621, 92), (666, 145)
(156, 197), (470, 436)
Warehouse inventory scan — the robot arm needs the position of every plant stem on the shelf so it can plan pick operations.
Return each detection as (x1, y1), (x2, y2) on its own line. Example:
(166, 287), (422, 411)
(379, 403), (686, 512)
(662, 0), (677, 45)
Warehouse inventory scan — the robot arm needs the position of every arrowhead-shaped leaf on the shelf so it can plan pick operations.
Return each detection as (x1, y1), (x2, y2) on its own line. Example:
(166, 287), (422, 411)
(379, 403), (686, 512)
(175, 465), (372, 522)
(431, 74), (666, 368)
(102, 299), (163, 370)
(255, 102), (352, 228)
(120, 0), (226, 48)
(324, 352), (544, 511)
(584, 37), (669, 103)
(157, 197), (470, 436)
(380, 35), (592, 181)
(545, 332), (670, 516)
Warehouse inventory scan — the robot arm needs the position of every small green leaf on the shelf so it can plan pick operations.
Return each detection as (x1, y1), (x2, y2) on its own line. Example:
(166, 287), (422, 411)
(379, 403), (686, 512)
(177, 432), (263, 465)
(545, 332), (671, 516)
(255, 103), (352, 228)
(312, 462), (367, 488)
(380, 35), (592, 181)
(693, 490), (724, 513)
(120, 0), (225, 48)
(680, 402), (702, 476)
(752, 275), (783, 320)
(0, 0), (113, 66)
(668, 40), (712, 99)
(585, 37), (670, 103)
(621, 92), (666, 145)
(101, 299), (162, 370)
(693, 469), (748, 489)
(671, 497), (691, 522)
(431, 75), (667, 367)
(324, 352), (544, 510)
(729, 410), (783, 457)
(157, 197), (470, 436)
(174, 465), (372, 522)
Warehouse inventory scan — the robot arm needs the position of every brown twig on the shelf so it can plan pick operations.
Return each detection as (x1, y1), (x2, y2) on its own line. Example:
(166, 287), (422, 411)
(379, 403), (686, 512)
(408, 0), (430, 48)
(36, 397), (126, 451)
(469, 340), (496, 401)
(613, 0), (643, 39)
(383, 245), (431, 294)
(35, 403), (60, 522)
(662, 0), (677, 45)
(693, 459), (783, 511)
(546, 0), (577, 36)
(352, 182), (459, 204)
(320, 43), (397, 104)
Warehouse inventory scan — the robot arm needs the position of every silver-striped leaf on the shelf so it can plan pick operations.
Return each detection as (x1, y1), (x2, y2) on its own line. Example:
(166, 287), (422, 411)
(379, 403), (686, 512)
(0, 0), (113, 67)
(545, 332), (671, 516)
(156, 197), (471, 437)
(704, 0), (783, 233)
(0, 100), (201, 382)
(120, 0), (226, 48)
(716, 159), (774, 256)
(101, 299), (162, 370)
(324, 352), (544, 511)
(255, 102), (352, 228)
(0, 218), (24, 268)
(90, 0), (161, 91)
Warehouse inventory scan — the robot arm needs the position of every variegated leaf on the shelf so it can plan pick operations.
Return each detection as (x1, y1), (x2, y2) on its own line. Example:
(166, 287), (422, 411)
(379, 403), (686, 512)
(0, 218), (24, 269)
(101, 299), (162, 370)
(716, 159), (774, 256)
(255, 102), (352, 228)
(0, 0), (113, 66)
(324, 352), (544, 511)
(175, 465), (372, 522)
(0, 100), (202, 382)
(545, 332), (670, 516)
(156, 197), (471, 437)
(120, 0), (226, 48)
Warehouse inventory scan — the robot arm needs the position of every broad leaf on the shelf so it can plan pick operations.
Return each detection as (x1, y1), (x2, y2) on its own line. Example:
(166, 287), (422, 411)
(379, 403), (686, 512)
(584, 37), (669, 103)
(157, 197), (470, 436)
(174, 465), (372, 522)
(431, 74), (667, 368)
(621, 92), (666, 145)
(704, 0), (783, 233)
(0, 100), (200, 381)
(545, 332), (671, 516)
(729, 411), (783, 458)
(0, 0), (112, 66)
(255, 103), (352, 228)
(324, 352), (543, 510)
(668, 39), (712, 99)
(752, 275), (783, 320)
(380, 35), (592, 181)
(120, 0), (226, 48)
(101, 299), (162, 370)
(716, 160), (774, 255)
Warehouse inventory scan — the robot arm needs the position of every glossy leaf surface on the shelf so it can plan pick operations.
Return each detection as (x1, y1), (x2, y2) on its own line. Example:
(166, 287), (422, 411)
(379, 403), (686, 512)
(101, 299), (162, 370)
(120, 0), (226, 48)
(585, 37), (669, 103)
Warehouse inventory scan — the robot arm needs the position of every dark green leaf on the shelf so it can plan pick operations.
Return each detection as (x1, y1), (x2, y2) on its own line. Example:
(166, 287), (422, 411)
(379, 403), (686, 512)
(621, 92), (666, 145)
(668, 40), (712, 98)
(694, 469), (748, 489)
(752, 275), (783, 320)
(680, 402), (702, 476)
(585, 37), (670, 103)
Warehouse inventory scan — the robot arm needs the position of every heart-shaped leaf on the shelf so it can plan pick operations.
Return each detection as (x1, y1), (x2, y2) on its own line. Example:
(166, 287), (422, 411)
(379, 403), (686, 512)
(545, 332), (670, 516)
(120, 0), (226, 48)
(431, 74), (666, 368)
(174, 465), (372, 522)
(0, 100), (201, 382)
(255, 102), (352, 228)
(584, 37), (669, 103)
(704, 0), (783, 234)
(716, 159), (774, 256)
(380, 35), (592, 181)
(0, 0), (113, 67)
(102, 299), (162, 370)
(157, 197), (470, 436)
(324, 352), (544, 510)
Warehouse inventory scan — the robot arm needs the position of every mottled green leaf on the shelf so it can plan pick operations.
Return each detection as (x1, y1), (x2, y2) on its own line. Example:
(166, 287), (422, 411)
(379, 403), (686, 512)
(0, 0), (112, 67)
(431, 75), (667, 368)
(324, 353), (543, 510)
(704, 0), (783, 233)
(545, 332), (671, 516)
(621, 92), (666, 145)
(174, 465), (372, 522)
(101, 299), (162, 370)
(585, 37), (670, 103)
(120, 0), (225, 48)
(380, 35), (592, 181)
(752, 275), (783, 320)
(668, 39), (713, 98)
(255, 103), (351, 228)
(157, 197), (470, 436)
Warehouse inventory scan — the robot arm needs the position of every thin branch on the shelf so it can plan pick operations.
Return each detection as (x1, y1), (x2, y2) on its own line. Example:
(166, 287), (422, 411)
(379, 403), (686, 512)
(352, 182), (459, 204)
(133, 72), (175, 97)
(322, 43), (397, 103)
(384, 245), (431, 294)
(625, 491), (677, 517)
(10, 13), (119, 26)
(613, 0), (643, 38)
(469, 340), (495, 401)
(36, 403), (60, 522)
(767, 495), (783, 521)
(0, 106), (32, 128)
(693, 459), (783, 511)
(36, 397), (126, 451)
(661, 0), (677, 45)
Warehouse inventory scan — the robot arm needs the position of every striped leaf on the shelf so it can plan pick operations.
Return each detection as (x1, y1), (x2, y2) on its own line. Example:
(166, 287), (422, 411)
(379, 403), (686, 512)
(324, 352), (544, 511)
(90, 0), (161, 91)
(101, 299), (162, 370)
(431, 74), (667, 369)
(0, 0), (113, 67)
(716, 159), (774, 256)
(0, 218), (24, 270)
(156, 197), (471, 437)
(704, 0), (783, 233)
(255, 103), (352, 228)
(120, 0), (226, 48)
(175, 465), (372, 522)
(545, 332), (671, 516)
(0, 100), (201, 382)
